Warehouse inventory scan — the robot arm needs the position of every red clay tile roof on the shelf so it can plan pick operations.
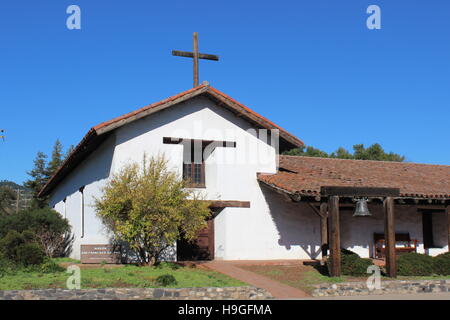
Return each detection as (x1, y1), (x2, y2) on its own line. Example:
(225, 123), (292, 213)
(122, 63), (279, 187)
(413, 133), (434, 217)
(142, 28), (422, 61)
(39, 84), (303, 197)
(257, 155), (450, 199)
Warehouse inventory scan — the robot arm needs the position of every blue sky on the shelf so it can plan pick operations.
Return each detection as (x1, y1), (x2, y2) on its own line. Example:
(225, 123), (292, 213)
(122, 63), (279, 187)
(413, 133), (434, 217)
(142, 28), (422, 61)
(1, 0), (449, 184)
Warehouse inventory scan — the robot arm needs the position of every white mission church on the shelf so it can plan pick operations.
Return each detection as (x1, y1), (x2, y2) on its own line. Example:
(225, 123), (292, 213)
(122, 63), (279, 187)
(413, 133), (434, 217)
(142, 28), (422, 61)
(39, 83), (450, 265)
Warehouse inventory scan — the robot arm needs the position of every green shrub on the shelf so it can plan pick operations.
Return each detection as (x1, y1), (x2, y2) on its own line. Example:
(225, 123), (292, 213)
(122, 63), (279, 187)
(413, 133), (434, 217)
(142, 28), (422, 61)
(39, 258), (65, 273)
(0, 208), (73, 258)
(0, 253), (15, 277)
(327, 249), (373, 276)
(15, 243), (45, 266)
(397, 253), (435, 276)
(155, 274), (177, 286)
(0, 230), (45, 267)
(433, 252), (450, 276)
(341, 253), (373, 276)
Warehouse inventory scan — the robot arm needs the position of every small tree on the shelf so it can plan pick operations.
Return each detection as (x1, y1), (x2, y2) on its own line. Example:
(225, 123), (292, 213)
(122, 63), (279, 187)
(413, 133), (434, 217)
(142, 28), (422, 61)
(94, 155), (211, 266)
(47, 139), (64, 177)
(283, 143), (405, 162)
(25, 139), (70, 209)
(24, 151), (49, 208)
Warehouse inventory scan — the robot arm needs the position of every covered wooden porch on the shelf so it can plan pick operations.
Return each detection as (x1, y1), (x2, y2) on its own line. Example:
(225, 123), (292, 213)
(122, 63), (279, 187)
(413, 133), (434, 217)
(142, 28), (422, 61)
(258, 155), (450, 278)
(303, 187), (449, 277)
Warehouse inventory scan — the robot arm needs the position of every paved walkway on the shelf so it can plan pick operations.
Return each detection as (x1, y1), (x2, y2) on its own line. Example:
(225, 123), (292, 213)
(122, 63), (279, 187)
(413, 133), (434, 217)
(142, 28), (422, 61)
(204, 260), (309, 299)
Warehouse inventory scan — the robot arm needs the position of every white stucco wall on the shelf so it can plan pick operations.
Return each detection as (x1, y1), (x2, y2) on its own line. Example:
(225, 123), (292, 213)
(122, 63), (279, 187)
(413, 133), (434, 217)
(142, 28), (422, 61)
(49, 96), (282, 260)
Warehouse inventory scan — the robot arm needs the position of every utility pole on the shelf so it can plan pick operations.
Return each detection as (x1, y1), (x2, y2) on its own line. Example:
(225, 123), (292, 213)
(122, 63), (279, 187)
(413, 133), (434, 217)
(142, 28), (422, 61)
(16, 188), (20, 213)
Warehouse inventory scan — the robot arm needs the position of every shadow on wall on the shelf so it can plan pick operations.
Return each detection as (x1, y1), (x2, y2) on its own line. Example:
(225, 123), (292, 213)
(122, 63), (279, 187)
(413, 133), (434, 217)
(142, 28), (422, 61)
(260, 184), (322, 259)
(50, 134), (116, 205)
(259, 185), (430, 259)
(339, 204), (424, 258)
(339, 205), (381, 257)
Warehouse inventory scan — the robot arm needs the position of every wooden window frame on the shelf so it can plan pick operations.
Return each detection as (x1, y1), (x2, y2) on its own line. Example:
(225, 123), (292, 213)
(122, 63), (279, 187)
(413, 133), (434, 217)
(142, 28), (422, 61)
(183, 162), (206, 188)
(163, 137), (236, 189)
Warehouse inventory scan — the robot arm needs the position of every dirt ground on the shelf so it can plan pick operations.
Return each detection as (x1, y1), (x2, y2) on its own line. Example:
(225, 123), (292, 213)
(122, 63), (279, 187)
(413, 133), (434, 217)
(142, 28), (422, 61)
(238, 263), (362, 294)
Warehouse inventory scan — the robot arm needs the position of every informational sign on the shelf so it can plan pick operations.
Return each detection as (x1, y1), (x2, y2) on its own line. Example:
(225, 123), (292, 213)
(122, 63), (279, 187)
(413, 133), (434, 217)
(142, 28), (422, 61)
(80, 244), (121, 264)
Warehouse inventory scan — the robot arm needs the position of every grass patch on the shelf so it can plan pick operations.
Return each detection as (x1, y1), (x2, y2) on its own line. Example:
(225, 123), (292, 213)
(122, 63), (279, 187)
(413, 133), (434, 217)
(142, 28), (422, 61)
(0, 261), (244, 290)
(52, 257), (81, 264)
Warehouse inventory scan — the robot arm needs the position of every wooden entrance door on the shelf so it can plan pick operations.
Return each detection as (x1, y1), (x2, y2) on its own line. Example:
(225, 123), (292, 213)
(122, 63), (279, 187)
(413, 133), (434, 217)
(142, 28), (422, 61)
(177, 220), (214, 261)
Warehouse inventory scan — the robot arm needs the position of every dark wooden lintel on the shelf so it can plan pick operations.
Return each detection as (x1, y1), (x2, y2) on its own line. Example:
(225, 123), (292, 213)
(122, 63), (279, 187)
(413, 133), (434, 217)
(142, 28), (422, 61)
(208, 200), (250, 208)
(321, 186), (400, 197)
(163, 137), (236, 148)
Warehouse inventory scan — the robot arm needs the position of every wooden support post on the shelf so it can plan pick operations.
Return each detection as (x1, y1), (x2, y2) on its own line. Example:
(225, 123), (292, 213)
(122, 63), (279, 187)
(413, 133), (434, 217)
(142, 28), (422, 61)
(320, 202), (328, 257)
(328, 196), (341, 277)
(447, 205), (450, 252)
(384, 197), (396, 277)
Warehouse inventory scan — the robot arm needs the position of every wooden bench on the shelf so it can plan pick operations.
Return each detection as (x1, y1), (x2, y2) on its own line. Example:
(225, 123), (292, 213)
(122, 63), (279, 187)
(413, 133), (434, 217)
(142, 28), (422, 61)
(374, 233), (418, 259)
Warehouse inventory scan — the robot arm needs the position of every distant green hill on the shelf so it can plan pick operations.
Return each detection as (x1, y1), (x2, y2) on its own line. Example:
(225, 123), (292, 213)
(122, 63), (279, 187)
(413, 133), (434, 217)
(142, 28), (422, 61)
(0, 180), (28, 191)
(0, 180), (32, 212)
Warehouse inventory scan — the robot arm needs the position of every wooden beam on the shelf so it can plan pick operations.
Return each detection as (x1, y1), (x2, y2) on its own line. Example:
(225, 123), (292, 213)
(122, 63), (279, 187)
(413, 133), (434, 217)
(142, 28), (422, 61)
(320, 202), (329, 258)
(384, 197), (397, 277)
(172, 50), (219, 61)
(321, 186), (400, 198)
(307, 202), (329, 258)
(307, 202), (322, 218)
(328, 196), (341, 277)
(447, 205), (450, 252)
(208, 201), (250, 208)
(193, 32), (199, 87)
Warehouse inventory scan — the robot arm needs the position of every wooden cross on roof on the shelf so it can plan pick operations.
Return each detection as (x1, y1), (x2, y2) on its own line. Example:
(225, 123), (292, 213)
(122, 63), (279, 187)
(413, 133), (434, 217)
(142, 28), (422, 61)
(172, 32), (219, 87)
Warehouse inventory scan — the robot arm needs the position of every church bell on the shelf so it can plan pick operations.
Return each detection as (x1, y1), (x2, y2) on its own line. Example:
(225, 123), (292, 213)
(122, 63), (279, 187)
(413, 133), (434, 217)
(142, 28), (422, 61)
(353, 198), (372, 217)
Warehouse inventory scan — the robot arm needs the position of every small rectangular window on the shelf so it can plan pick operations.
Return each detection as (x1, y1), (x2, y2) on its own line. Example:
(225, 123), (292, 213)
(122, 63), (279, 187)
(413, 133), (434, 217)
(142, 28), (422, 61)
(163, 137), (236, 189)
(183, 162), (205, 187)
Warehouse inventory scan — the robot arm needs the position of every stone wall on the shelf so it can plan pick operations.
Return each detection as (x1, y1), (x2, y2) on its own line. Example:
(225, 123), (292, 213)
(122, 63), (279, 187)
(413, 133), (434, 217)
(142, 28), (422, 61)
(312, 279), (450, 297)
(0, 286), (272, 300)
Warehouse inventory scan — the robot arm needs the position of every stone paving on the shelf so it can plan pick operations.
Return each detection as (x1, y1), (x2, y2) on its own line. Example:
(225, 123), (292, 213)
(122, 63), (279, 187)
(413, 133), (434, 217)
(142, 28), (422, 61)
(0, 286), (272, 300)
(312, 279), (450, 297)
